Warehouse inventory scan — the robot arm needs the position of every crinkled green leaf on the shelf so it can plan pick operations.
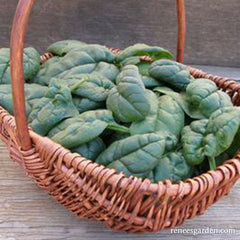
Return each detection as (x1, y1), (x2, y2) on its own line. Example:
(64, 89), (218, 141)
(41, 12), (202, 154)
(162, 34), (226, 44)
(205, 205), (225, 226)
(34, 45), (115, 85)
(119, 56), (141, 67)
(48, 109), (129, 138)
(130, 91), (184, 137)
(28, 79), (78, 135)
(71, 137), (106, 160)
(154, 78), (233, 119)
(138, 61), (150, 76)
(0, 47), (40, 84)
(51, 119), (108, 148)
(116, 54), (161, 88)
(62, 61), (119, 84)
(47, 117), (83, 138)
(79, 109), (117, 124)
(185, 79), (233, 118)
(115, 43), (172, 63)
(107, 65), (150, 122)
(138, 61), (162, 88)
(181, 107), (240, 168)
(181, 119), (208, 166)
(72, 97), (103, 113)
(119, 58), (161, 88)
(142, 76), (162, 88)
(58, 73), (115, 102)
(96, 132), (177, 178)
(0, 83), (48, 116)
(154, 86), (206, 119)
(153, 151), (192, 183)
(47, 40), (87, 56)
(93, 61), (119, 83)
(79, 109), (129, 133)
(224, 128), (240, 157)
(149, 59), (191, 91)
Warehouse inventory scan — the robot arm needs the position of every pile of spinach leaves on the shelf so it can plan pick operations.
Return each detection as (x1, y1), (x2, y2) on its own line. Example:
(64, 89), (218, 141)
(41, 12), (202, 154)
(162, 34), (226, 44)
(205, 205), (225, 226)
(1, 40), (239, 183)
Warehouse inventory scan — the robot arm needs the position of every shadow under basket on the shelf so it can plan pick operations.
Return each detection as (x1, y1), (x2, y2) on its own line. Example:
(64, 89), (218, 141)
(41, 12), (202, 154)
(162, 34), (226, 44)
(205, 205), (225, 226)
(3, 0), (240, 233)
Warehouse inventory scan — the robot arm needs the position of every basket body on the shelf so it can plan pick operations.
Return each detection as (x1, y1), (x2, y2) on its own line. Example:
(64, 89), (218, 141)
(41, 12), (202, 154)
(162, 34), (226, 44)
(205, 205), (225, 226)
(0, 59), (240, 232)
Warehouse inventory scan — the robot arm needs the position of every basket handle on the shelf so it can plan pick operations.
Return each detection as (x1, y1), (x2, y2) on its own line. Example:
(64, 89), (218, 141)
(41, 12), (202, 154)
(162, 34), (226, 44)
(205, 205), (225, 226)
(10, 0), (186, 150)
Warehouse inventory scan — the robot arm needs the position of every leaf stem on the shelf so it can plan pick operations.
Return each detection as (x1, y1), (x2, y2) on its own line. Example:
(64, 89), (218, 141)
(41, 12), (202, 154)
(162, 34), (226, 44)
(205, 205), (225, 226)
(70, 77), (88, 92)
(208, 156), (216, 170)
(107, 124), (130, 134)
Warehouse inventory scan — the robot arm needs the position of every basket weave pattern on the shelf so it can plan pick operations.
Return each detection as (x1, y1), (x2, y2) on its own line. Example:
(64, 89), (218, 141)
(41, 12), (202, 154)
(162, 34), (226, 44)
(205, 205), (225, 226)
(0, 53), (240, 232)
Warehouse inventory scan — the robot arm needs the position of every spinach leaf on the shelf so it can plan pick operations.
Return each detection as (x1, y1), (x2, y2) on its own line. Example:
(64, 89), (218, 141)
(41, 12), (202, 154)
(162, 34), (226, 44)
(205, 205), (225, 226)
(107, 65), (150, 122)
(28, 79), (78, 135)
(119, 56), (141, 67)
(34, 45), (115, 85)
(130, 91), (184, 137)
(0, 47), (40, 84)
(119, 58), (161, 88)
(225, 128), (240, 157)
(71, 137), (106, 160)
(96, 132), (177, 178)
(155, 78), (233, 119)
(93, 61), (119, 83)
(51, 119), (108, 148)
(154, 86), (205, 119)
(181, 107), (240, 169)
(142, 76), (162, 88)
(47, 40), (87, 56)
(185, 78), (233, 118)
(152, 151), (192, 183)
(48, 109), (129, 138)
(149, 59), (192, 91)
(59, 73), (115, 102)
(138, 62), (161, 87)
(0, 84), (48, 116)
(79, 109), (129, 133)
(72, 97), (104, 113)
(79, 109), (117, 123)
(115, 43), (172, 63)
(138, 61), (163, 88)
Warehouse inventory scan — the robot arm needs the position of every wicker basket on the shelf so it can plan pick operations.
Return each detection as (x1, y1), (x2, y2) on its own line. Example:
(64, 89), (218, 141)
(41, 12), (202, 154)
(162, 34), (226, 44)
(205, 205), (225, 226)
(2, 0), (240, 233)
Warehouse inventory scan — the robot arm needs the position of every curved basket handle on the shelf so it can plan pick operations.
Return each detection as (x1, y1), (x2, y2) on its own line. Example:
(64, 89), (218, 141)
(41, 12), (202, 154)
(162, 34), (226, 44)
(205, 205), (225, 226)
(176, 0), (186, 63)
(10, 0), (186, 150)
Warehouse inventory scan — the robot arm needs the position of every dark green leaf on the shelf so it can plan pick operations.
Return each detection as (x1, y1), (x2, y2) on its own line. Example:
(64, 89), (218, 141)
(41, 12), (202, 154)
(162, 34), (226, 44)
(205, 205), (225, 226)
(47, 40), (87, 56)
(71, 137), (106, 160)
(130, 91), (184, 137)
(154, 78), (233, 119)
(0, 84), (48, 116)
(149, 60), (191, 91)
(152, 151), (192, 183)
(48, 109), (129, 138)
(34, 45), (115, 85)
(93, 61), (119, 83)
(0, 47), (40, 84)
(73, 97), (103, 113)
(58, 73), (115, 102)
(51, 119), (108, 148)
(181, 107), (240, 168)
(107, 65), (150, 122)
(115, 43), (172, 63)
(96, 132), (177, 178)
(28, 79), (78, 135)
